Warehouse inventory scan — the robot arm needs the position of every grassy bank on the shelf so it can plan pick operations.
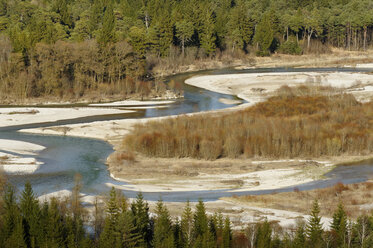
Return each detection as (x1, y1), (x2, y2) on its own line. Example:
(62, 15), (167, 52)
(224, 179), (373, 219)
(123, 86), (373, 160)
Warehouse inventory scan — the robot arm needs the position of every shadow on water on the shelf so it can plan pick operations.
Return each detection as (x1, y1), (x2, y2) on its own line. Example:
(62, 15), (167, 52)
(1, 67), (373, 201)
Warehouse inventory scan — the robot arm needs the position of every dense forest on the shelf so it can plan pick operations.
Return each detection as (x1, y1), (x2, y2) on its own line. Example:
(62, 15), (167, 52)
(2, 181), (373, 248)
(0, 0), (373, 101)
(123, 86), (373, 160)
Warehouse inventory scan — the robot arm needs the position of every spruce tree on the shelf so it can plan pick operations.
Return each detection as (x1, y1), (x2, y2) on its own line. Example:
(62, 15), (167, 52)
(131, 192), (152, 247)
(331, 203), (347, 247)
(20, 182), (41, 248)
(200, 7), (216, 56)
(253, 12), (274, 56)
(5, 215), (26, 248)
(119, 210), (144, 248)
(47, 198), (65, 248)
(98, 0), (116, 45)
(175, 20), (194, 57)
(293, 220), (306, 248)
(181, 201), (193, 248)
(193, 199), (214, 247)
(306, 200), (323, 248)
(0, 185), (19, 244)
(153, 200), (175, 248)
(100, 187), (121, 248)
(255, 219), (272, 248)
(222, 217), (232, 248)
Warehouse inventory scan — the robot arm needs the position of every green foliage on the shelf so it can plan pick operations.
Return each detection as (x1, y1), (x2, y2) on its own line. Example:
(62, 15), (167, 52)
(255, 220), (272, 248)
(97, 1), (116, 45)
(5, 183), (373, 248)
(199, 7), (216, 56)
(1, 0), (373, 103)
(279, 37), (302, 55)
(131, 193), (151, 247)
(253, 12), (273, 56)
(153, 200), (175, 248)
(180, 201), (193, 247)
(306, 200), (323, 247)
(331, 203), (348, 247)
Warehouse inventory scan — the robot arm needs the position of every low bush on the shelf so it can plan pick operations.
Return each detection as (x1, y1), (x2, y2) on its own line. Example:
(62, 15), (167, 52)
(279, 38), (302, 55)
(124, 86), (373, 160)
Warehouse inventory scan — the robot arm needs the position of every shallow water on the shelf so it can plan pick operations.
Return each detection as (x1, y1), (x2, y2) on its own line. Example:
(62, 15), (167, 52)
(2, 67), (372, 201)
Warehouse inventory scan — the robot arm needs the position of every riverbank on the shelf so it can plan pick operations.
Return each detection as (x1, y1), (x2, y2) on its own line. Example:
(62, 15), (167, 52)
(0, 139), (45, 174)
(153, 48), (373, 76)
(185, 71), (373, 105)
(0, 107), (135, 128)
(2, 63), (372, 228)
(17, 67), (373, 192)
(222, 171), (373, 219)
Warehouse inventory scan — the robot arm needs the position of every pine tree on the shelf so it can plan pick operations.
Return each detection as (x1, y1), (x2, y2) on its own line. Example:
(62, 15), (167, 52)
(306, 199), (323, 248)
(293, 220), (306, 248)
(47, 198), (65, 247)
(100, 187), (121, 248)
(153, 199), (175, 248)
(331, 203), (347, 247)
(119, 210), (144, 248)
(5, 215), (26, 248)
(193, 199), (214, 247)
(193, 200), (209, 238)
(98, 0), (116, 45)
(222, 217), (232, 248)
(253, 12), (274, 56)
(181, 201), (193, 248)
(255, 219), (272, 248)
(54, 0), (73, 28)
(20, 182), (41, 248)
(0, 185), (19, 245)
(131, 192), (151, 247)
(156, 10), (173, 57)
(227, 1), (254, 52)
(200, 7), (216, 56)
(175, 20), (194, 57)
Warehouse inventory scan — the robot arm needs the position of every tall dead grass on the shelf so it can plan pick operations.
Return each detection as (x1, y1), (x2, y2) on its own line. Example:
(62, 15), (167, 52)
(232, 180), (373, 218)
(124, 86), (373, 160)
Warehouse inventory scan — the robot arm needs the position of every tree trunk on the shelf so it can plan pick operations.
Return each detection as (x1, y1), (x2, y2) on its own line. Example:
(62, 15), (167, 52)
(286, 26), (289, 41)
(347, 24), (351, 51)
(364, 26), (367, 51)
(182, 37), (185, 58)
(307, 28), (313, 51)
(145, 12), (149, 29)
(307, 34), (311, 50)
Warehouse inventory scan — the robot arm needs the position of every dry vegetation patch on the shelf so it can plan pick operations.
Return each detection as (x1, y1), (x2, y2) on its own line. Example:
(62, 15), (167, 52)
(123, 86), (373, 160)
(225, 178), (373, 219)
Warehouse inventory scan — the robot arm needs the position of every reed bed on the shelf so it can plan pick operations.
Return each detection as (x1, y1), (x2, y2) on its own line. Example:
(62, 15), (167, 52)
(124, 86), (373, 160)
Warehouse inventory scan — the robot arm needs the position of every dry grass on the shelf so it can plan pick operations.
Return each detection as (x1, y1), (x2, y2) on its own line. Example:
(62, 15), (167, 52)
(123, 86), (373, 160)
(228, 180), (373, 219)
(107, 155), (317, 181)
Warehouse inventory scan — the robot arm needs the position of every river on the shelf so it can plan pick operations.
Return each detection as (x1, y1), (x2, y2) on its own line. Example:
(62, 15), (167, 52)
(1, 67), (373, 202)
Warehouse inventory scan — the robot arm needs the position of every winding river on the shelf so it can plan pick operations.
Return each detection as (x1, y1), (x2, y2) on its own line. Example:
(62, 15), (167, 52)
(2, 67), (373, 202)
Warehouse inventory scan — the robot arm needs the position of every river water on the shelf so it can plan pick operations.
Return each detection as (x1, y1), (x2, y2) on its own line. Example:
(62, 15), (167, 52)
(1, 67), (373, 202)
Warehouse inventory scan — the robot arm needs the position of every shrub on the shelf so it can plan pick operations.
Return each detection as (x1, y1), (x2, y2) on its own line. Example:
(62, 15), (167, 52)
(279, 38), (302, 55)
(199, 138), (222, 160)
(123, 87), (372, 160)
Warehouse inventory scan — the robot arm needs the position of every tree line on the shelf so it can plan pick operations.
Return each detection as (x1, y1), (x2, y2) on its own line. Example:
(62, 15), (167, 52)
(1, 0), (373, 56)
(2, 180), (373, 248)
(0, 0), (373, 101)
